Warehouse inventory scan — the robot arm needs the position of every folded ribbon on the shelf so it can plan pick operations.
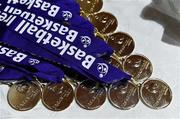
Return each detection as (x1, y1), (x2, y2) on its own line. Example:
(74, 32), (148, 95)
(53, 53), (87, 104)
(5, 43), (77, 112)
(0, 19), (131, 83)
(0, 0), (93, 30)
(0, 64), (31, 81)
(0, 43), (64, 82)
(0, 4), (112, 56)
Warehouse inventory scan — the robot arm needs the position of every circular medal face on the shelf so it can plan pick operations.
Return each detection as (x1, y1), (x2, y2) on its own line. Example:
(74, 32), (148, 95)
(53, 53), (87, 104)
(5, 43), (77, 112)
(42, 81), (74, 111)
(123, 54), (153, 84)
(140, 79), (172, 109)
(77, 0), (103, 14)
(108, 81), (139, 110)
(89, 12), (118, 34)
(109, 57), (123, 70)
(75, 80), (106, 110)
(7, 81), (41, 111)
(107, 32), (135, 57)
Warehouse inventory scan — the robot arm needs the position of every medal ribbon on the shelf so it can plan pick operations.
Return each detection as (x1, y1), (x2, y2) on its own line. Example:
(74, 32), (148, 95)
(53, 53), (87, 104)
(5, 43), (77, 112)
(0, 0), (94, 31)
(0, 3), (113, 57)
(0, 65), (31, 81)
(0, 43), (64, 82)
(1, 18), (131, 83)
(0, 24), (97, 82)
(0, 1), (131, 83)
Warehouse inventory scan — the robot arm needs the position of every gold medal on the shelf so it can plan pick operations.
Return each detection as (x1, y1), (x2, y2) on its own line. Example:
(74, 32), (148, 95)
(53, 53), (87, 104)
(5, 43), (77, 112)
(0, 0), (174, 112)
(140, 79), (172, 109)
(107, 32), (135, 57)
(77, 0), (103, 14)
(41, 81), (74, 111)
(75, 80), (106, 110)
(123, 54), (153, 84)
(108, 81), (139, 110)
(89, 12), (118, 34)
(7, 81), (41, 111)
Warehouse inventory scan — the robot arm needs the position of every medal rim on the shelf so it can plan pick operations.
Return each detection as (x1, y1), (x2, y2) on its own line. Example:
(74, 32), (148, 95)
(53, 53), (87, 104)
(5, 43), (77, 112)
(123, 54), (153, 84)
(107, 81), (140, 110)
(41, 81), (74, 111)
(78, 0), (104, 14)
(7, 81), (41, 111)
(90, 11), (118, 34)
(107, 32), (135, 57)
(75, 80), (106, 110)
(139, 78), (173, 109)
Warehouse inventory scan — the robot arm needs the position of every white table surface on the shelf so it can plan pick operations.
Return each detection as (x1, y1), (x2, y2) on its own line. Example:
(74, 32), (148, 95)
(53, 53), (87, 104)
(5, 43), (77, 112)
(0, 0), (180, 119)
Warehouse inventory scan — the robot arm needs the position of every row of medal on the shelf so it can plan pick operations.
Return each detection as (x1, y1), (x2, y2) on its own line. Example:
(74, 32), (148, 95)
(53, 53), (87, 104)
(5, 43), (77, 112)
(0, 71), (172, 111)
(0, 0), (172, 111)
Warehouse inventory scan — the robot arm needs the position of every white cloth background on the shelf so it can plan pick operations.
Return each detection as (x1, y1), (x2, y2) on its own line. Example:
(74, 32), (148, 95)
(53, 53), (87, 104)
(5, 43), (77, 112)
(0, 0), (180, 119)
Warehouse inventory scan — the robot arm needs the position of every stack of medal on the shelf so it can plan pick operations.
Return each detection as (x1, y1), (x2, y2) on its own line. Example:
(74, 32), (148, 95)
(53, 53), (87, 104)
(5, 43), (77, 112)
(76, 0), (172, 110)
(0, 0), (172, 112)
(0, 63), (73, 111)
(0, 0), (128, 112)
(0, 0), (131, 112)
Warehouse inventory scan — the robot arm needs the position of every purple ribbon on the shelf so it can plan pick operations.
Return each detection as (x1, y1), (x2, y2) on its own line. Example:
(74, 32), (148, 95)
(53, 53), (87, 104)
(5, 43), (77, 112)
(0, 64), (31, 81)
(0, 1), (132, 84)
(0, 23), (97, 82)
(0, 0), (93, 30)
(0, 4), (113, 56)
(1, 19), (131, 84)
(0, 43), (64, 82)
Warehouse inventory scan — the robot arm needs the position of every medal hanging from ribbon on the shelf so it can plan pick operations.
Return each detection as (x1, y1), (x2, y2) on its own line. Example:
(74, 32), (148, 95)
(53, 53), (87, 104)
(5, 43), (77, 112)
(0, 4), (113, 57)
(0, 18), (131, 83)
(0, 0), (172, 111)
(78, 0), (172, 110)
(0, 1), (131, 83)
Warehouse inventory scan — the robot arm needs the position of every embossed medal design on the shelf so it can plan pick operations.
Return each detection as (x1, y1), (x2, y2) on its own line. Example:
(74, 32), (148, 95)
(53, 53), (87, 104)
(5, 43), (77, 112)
(108, 81), (139, 110)
(77, 0), (103, 14)
(123, 54), (153, 84)
(89, 12), (118, 34)
(7, 81), (41, 111)
(0, 0), (173, 111)
(107, 32), (135, 57)
(75, 80), (106, 110)
(140, 79), (172, 109)
(42, 81), (74, 111)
